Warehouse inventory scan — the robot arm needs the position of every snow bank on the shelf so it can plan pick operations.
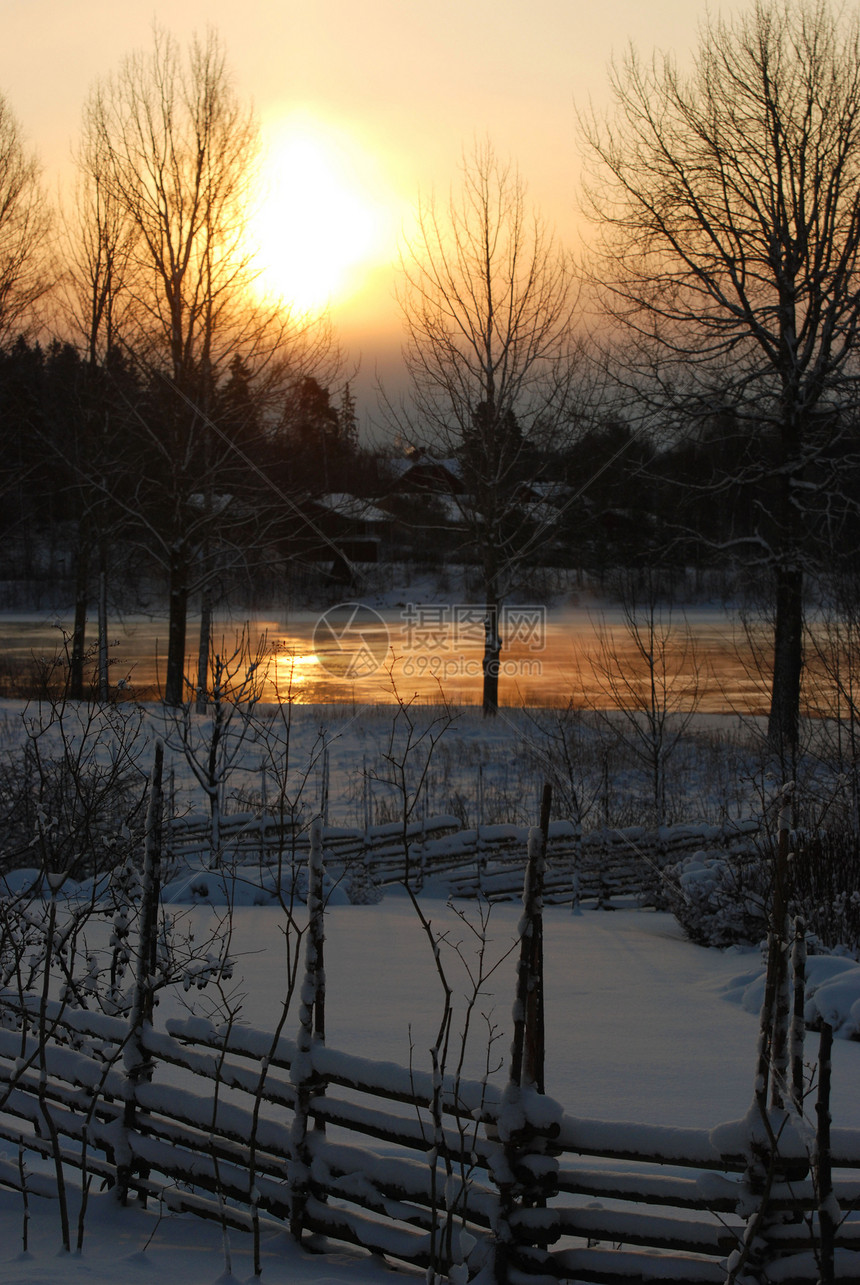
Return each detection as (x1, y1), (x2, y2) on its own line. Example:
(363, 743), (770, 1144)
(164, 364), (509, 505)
(726, 952), (860, 1040)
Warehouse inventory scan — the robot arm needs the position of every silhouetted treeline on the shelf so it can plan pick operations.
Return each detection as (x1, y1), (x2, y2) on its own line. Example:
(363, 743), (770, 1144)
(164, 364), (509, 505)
(0, 339), (373, 613)
(550, 411), (860, 595)
(3, 335), (859, 637)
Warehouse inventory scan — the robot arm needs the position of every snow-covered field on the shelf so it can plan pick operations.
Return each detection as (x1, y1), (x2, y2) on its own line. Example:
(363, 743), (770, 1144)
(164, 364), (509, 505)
(2, 694), (860, 1284)
(2, 900), (860, 1285)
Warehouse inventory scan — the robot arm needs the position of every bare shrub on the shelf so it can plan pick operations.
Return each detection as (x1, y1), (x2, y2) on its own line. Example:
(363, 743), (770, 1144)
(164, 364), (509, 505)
(0, 652), (146, 880)
(791, 827), (860, 957)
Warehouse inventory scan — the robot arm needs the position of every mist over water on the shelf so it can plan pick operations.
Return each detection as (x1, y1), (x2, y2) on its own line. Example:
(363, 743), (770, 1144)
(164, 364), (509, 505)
(0, 604), (773, 712)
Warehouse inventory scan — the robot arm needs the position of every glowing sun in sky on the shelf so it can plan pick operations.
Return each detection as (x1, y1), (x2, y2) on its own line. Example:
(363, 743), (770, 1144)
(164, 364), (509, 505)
(250, 114), (392, 315)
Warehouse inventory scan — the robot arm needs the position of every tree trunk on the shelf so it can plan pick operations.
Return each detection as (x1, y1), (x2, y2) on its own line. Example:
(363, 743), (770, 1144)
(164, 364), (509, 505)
(164, 546), (188, 706)
(118, 741), (163, 1206)
(482, 599), (501, 717)
(97, 557), (109, 702)
(70, 541), (89, 700)
(196, 591), (211, 713)
(767, 563), (803, 763)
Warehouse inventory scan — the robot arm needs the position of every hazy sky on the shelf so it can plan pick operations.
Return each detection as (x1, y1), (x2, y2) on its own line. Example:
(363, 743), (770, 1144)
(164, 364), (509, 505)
(2, 0), (719, 416)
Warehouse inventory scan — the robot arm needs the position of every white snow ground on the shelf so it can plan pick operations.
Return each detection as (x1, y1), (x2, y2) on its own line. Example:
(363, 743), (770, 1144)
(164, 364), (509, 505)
(2, 691), (860, 1284)
(2, 901), (859, 1285)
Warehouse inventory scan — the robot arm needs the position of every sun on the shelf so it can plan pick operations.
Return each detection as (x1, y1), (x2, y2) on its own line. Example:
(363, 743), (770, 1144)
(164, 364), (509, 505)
(250, 114), (391, 314)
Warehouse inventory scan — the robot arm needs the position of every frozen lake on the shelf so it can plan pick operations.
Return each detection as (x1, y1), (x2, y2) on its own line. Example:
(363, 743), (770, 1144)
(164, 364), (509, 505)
(0, 601), (772, 711)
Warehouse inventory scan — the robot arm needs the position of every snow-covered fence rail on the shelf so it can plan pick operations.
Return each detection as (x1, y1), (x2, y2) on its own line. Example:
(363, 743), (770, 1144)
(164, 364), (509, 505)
(165, 811), (760, 906)
(2, 1000), (859, 1283)
(0, 993), (548, 1275)
(164, 810), (461, 869)
(530, 1113), (860, 1283)
(427, 818), (760, 905)
(2, 790), (856, 1283)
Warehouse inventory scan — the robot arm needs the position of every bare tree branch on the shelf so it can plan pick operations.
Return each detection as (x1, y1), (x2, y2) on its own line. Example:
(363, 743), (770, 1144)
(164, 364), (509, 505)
(580, 0), (860, 757)
(393, 138), (580, 714)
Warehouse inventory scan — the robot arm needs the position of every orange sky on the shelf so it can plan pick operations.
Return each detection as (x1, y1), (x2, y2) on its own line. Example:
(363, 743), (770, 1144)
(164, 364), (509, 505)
(1, 0), (712, 423)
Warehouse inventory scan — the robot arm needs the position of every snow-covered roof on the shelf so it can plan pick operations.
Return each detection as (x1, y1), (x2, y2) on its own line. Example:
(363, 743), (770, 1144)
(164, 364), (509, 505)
(313, 493), (392, 523)
(521, 500), (562, 527)
(387, 457), (464, 491)
(528, 480), (573, 502)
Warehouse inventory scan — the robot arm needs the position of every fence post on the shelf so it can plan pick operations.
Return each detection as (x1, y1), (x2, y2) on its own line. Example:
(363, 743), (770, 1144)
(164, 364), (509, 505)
(117, 740), (163, 1205)
(492, 783), (554, 1285)
(815, 1022), (835, 1285)
(164, 764), (175, 873)
(789, 915), (806, 1110)
(319, 745), (330, 827)
(289, 817), (326, 1241)
(729, 798), (796, 1284)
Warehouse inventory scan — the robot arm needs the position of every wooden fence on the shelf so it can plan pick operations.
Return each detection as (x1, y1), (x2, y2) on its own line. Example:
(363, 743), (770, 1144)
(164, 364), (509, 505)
(166, 808), (761, 905)
(1, 999), (859, 1282)
(0, 777), (858, 1283)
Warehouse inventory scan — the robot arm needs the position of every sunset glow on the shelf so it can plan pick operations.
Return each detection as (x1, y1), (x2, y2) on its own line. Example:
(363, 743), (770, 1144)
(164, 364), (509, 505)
(250, 116), (392, 314)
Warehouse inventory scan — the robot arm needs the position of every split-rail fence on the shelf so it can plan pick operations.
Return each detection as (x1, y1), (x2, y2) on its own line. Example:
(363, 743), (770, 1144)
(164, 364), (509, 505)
(166, 806), (761, 905)
(0, 773), (858, 1283)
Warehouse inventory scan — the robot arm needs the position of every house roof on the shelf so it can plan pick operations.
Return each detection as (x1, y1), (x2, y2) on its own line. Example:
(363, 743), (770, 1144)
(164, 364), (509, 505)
(313, 493), (392, 524)
(387, 456), (464, 491)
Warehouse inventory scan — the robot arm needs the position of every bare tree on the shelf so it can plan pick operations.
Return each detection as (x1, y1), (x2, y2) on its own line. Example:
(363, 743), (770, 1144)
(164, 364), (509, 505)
(86, 27), (263, 388)
(395, 138), (578, 714)
(589, 574), (705, 827)
(64, 99), (135, 367)
(580, 0), (860, 759)
(0, 90), (51, 344)
(0, 93), (52, 564)
(82, 27), (329, 705)
(53, 121), (137, 699)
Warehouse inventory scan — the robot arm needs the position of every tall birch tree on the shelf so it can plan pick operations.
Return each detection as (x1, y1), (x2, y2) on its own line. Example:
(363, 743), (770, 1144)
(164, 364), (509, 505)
(0, 90), (51, 345)
(581, 0), (860, 759)
(397, 139), (578, 714)
(83, 27), (311, 704)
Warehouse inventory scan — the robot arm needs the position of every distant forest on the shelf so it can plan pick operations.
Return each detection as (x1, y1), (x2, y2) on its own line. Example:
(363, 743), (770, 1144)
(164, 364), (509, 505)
(6, 334), (857, 609)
